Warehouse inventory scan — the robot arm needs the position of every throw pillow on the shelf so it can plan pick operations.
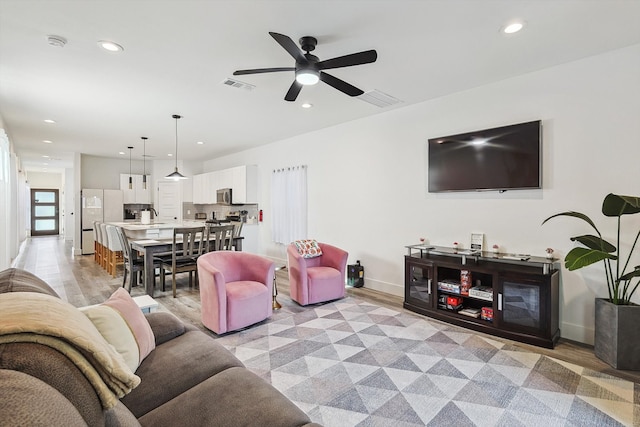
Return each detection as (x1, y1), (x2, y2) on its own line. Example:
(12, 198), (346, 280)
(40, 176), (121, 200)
(102, 288), (156, 363)
(81, 304), (140, 372)
(293, 239), (323, 258)
(81, 288), (155, 371)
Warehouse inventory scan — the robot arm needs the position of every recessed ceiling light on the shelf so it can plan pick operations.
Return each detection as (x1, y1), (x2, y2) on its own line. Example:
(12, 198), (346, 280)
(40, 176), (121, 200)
(98, 40), (124, 52)
(168, 153), (173, 157)
(44, 119), (55, 124)
(196, 141), (204, 145)
(41, 155), (50, 158)
(119, 151), (125, 155)
(502, 21), (525, 34)
(43, 140), (53, 144)
(301, 103), (313, 109)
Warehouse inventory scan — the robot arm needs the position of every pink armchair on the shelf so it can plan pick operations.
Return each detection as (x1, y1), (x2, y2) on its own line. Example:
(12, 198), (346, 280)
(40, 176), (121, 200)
(287, 242), (348, 306)
(197, 251), (274, 334)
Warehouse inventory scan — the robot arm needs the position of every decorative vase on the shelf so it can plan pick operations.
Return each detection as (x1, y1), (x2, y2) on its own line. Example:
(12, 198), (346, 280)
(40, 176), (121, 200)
(594, 298), (640, 370)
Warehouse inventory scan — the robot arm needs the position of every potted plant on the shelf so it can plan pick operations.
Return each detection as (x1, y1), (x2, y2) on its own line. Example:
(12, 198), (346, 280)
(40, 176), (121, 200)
(542, 193), (640, 369)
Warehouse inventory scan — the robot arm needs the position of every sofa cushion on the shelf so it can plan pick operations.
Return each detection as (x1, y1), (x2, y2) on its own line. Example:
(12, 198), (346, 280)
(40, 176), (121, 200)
(0, 369), (87, 427)
(120, 330), (244, 417)
(138, 367), (317, 427)
(144, 312), (186, 346)
(0, 268), (59, 297)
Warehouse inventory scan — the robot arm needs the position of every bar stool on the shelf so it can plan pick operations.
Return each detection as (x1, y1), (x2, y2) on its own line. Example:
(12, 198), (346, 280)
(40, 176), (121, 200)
(99, 223), (109, 271)
(105, 225), (124, 277)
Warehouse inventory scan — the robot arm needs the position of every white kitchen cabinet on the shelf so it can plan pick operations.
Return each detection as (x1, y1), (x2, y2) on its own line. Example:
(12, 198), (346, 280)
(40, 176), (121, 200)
(229, 165), (257, 204)
(192, 172), (216, 204)
(120, 174), (151, 204)
(194, 165), (257, 205)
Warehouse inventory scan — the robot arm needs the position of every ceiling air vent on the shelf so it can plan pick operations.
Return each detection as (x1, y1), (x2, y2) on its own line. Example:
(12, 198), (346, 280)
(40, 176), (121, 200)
(357, 90), (402, 108)
(221, 78), (255, 91)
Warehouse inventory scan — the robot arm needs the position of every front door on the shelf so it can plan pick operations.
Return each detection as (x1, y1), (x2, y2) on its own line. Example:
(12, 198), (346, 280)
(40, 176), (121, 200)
(31, 189), (59, 236)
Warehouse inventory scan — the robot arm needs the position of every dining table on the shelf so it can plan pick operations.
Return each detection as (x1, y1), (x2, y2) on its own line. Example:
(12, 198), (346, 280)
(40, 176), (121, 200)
(110, 221), (243, 296)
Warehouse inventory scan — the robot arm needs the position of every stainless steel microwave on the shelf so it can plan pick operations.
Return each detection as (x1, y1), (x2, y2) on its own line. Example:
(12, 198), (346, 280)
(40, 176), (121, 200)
(216, 188), (232, 205)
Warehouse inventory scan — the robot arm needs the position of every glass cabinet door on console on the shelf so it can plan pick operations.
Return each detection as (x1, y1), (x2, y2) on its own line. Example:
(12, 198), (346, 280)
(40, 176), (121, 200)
(405, 260), (434, 311)
(495, 272), (558, 340)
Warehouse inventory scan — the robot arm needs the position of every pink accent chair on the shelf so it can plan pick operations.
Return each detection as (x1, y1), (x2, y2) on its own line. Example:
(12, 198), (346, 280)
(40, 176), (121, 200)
(287, 242), (348, 306)
(197, 251), (274, 334)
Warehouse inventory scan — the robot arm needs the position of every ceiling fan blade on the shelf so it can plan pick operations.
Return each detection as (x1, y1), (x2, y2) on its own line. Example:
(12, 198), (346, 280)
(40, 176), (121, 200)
(269, 32), (307, 64)
(284, 81), (303, 102)
(317, 50), (377, 70)
(319, 72), (364, 97)
(233, 67), (294, 75)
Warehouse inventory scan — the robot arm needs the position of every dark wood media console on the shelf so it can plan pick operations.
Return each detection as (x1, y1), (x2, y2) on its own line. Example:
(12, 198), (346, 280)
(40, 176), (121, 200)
(404, 245), (560, 348)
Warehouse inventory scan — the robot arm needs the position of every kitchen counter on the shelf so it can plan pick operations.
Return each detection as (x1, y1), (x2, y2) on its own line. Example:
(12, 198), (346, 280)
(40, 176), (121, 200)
(108, 220), (217, 239)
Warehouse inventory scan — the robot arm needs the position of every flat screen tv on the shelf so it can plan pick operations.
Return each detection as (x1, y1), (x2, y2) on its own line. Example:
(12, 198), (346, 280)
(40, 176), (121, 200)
(428, 120), (541, 193)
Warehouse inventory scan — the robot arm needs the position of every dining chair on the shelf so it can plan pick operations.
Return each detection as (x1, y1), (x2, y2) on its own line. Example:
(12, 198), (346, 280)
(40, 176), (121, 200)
(115, 226), (160, 292)
(230, 221), (243, 251)
(105, 225), (124, 277)
(204, 224), (234, 252)
(158, 226), (206, 297)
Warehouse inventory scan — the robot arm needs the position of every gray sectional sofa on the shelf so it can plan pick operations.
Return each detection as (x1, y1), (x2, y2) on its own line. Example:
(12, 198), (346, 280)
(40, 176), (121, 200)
(0, 268), (319, 427)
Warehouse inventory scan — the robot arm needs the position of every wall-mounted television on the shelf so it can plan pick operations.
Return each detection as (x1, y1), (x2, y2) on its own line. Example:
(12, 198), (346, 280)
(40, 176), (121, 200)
(428, 120), (542, 193)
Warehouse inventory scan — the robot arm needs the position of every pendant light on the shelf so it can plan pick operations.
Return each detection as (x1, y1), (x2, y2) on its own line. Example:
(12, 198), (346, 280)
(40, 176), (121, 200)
(165, 114), (187, 180)
(127, 146), (133, 189)
(141, 136), (148, 189)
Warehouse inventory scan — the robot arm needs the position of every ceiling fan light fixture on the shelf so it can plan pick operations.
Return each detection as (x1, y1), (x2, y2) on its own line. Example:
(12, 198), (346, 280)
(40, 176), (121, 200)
(295, 69), (320, 85)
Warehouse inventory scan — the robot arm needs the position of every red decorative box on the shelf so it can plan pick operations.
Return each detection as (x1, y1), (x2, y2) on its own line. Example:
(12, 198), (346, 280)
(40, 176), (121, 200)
(481, 307), (493, 321)
(447, 296), (463, 307)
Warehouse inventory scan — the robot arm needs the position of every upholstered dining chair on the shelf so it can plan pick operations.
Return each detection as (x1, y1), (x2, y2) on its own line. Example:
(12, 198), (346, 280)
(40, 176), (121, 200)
(157, 226), (205, 298)
(105, 225), (124, 277)
(287, 240), (348, 306)
(93, 221), (100, 264)
(197, 251), (274, 334)
(99, 223), (109, 270)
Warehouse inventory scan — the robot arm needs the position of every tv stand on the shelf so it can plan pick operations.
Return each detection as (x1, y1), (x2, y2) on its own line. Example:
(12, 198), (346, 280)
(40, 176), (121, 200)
(404, 245), (560, 348)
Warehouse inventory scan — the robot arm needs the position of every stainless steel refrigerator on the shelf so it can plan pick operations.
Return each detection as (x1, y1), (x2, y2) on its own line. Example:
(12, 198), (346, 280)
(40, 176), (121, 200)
(81, 189), (123, 255)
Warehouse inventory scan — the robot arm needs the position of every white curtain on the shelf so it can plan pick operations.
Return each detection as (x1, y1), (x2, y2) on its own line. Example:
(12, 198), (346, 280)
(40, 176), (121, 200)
(271, 165), (307, 244)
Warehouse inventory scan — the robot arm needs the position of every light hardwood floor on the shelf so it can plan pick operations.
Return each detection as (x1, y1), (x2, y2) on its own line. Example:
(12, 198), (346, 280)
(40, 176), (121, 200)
(11, 235), (640, 384)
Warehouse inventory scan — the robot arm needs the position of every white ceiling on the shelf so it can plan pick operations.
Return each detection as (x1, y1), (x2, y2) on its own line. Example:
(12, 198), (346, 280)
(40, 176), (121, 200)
(1, 0), (640, 173)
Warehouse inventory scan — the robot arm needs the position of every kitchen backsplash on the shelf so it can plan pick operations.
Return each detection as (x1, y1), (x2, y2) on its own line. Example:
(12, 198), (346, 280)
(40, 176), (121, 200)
(182, 202), (259, 223)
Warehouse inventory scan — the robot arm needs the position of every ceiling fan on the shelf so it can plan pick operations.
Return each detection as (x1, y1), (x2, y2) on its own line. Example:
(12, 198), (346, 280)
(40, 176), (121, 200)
(233, 32), (377, 102)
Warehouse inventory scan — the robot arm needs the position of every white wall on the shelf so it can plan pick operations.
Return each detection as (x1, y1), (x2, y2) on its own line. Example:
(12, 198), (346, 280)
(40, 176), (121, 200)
(204, 44), (640, 345)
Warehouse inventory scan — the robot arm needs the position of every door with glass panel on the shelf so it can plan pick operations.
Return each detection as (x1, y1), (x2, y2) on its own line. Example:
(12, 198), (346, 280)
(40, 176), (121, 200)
(31, 189), (59, 236)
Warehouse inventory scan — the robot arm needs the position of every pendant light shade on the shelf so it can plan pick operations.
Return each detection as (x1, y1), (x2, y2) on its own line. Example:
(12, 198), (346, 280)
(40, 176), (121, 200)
(127, 146), (133, 189)
(141, 137), (148, 189)
(165, 114), (187, 180)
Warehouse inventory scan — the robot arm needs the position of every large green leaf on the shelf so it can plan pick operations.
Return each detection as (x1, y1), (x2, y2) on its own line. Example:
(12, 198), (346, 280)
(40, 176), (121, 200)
(620, 266), (640, 281)
(602, 193), (640, 217)
(542, 211), (600, 235)
(570, 235), (616, 253)
(564, 247), (617, 271)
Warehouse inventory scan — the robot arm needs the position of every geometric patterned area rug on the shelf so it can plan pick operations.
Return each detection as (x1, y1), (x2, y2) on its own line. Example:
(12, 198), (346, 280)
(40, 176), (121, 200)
(215, 296), (640, 426)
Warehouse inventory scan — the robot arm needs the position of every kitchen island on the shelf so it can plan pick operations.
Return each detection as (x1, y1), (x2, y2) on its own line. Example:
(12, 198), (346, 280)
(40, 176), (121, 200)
(108, 221), (243, 296)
